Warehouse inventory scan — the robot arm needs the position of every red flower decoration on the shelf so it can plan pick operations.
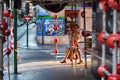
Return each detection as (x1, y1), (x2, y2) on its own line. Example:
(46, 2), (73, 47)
(54, 38), (58, 44)
(53, 26), (58, 31)
(54, 49), (59, 54)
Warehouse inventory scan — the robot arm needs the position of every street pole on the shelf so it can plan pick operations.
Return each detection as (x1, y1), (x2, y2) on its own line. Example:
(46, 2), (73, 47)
(83, 0), (87, 76)
(14, 1), (18, 74)
(25, 1), (29, 47)
(26, 21), (29, 47)
(42, 18), (44, 45)
(0, 0), (3, 79)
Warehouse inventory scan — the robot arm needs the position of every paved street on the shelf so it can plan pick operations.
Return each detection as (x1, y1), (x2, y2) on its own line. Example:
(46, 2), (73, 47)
(3, 23), (96, 80)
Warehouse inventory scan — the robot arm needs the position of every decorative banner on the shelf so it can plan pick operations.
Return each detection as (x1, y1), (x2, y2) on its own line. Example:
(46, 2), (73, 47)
(36, 16), (65, 36)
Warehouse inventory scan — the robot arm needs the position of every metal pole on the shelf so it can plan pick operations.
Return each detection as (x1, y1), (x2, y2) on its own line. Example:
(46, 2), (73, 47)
(71, 0), (74, 67)
(102, 68), (111, 76)
(117, 49), (120, 63)
(26, 21), (29, 47)
(101, 12), (106, 80)
(112, 9), (117, 74)
(83, 0), (87, 76)
(13, 4), (18, 74)
(42, 17), (44, 45)
(7, 55), (10, 80)
(0, 0), (3, 79)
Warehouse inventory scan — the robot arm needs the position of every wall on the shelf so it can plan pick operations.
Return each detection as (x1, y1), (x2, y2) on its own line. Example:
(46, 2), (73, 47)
(37, 35), (69, 45)
(79, 7), (92, 31)
(49, 9), (65, 17)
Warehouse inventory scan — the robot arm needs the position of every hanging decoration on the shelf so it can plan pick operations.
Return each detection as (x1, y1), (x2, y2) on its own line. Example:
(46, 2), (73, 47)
(81, 11), (85, 18)
(97, 0), (120, 80)
(99, 0), (110, 12)
(81, 30), (91, 37)
(69, 11), (78, 19)
(54, 38), (58, 44)
(2, 10), (19, 57)
(9, 12), (14, 19)
(53, 14), (59, 59)
(2, 36), (6, 44)
(3, 29), (11, 36)
(54, 14), (58, 20)
(53, 25), (59, 31)
(3, 10), (10, 17)
(54, 49), (59, 55)
(1, 20), (8, 32)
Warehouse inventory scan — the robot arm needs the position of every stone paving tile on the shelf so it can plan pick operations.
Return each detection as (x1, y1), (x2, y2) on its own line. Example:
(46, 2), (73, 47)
(3, 23), (96, 80)
(3, 61), (96, 80)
